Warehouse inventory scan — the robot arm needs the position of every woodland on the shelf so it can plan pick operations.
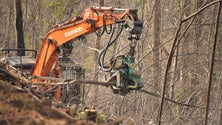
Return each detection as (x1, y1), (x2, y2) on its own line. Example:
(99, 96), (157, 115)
(0, 0), (222, 125)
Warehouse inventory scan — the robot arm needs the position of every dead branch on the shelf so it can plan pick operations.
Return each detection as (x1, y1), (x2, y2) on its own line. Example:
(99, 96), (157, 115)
(183, 0), (221, 22)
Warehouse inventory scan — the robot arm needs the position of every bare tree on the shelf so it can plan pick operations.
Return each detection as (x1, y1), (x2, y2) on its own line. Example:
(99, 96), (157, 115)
(152, 0), (161, 87)
(93, 0), (104, 100)
(5, 0), (14, 49)
(204, 1), (222, 124)
(14, 0), (25, 56)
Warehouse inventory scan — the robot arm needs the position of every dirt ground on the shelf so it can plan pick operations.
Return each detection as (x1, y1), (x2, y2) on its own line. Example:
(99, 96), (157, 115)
(0, 80), (112, 125)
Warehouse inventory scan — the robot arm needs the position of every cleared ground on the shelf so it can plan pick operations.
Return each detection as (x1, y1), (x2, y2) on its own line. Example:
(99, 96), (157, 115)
(0, 80), (113, 125)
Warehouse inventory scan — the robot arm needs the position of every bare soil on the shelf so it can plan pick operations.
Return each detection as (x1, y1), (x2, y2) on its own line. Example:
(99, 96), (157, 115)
(0, 80), (110, 125)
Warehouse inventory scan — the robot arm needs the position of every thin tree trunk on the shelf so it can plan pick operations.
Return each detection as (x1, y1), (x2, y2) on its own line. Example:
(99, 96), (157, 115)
(153, 0), (161, 123)
(93, 0), (104, 100)
(5, 0), (14, 49)
(204, 1), (221, 124)
(152, 0), (161, 86)
(31, 0), (37, 53)
(14, 0), (25, 56)
(180, 0), (191, 88)
(193, 0), (204, 86)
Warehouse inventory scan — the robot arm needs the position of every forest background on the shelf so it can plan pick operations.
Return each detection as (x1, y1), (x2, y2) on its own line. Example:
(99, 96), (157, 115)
(0, 0), (222, 125)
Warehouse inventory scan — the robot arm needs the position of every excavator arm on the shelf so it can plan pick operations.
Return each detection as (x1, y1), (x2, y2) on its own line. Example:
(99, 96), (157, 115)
(32, 6), (142, 79)
(0, 6), (143, 105)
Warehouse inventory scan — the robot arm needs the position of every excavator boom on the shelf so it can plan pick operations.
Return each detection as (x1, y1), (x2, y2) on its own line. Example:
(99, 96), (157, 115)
(0, 6), (143, 103)
(32, 6), (142, 80)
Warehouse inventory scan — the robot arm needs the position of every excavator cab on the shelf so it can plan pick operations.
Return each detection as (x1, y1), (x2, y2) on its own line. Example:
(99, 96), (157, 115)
(0, 48), (37, 83)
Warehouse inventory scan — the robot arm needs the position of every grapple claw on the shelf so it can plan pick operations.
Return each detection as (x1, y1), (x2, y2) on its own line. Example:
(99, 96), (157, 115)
(106, 67), (144, 96)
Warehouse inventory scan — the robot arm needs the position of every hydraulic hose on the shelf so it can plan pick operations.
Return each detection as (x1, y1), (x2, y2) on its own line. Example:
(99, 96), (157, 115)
(98, 24), (124, 72)
(95, 15), (113, 36)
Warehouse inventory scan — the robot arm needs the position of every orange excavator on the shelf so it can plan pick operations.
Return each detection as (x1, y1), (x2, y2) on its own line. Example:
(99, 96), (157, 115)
(0, 6), (143, 105)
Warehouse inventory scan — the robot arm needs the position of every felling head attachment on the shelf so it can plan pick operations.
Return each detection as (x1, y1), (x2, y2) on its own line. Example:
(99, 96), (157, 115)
(104, 12), (144, 96)
(106, 55), (144, 96)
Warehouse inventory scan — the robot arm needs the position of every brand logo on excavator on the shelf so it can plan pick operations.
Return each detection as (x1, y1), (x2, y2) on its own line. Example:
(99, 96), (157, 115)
(65, 27), (83, 37)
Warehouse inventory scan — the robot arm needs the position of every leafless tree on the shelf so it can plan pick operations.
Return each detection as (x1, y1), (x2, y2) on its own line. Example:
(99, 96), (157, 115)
(14, 0), (25, 55)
